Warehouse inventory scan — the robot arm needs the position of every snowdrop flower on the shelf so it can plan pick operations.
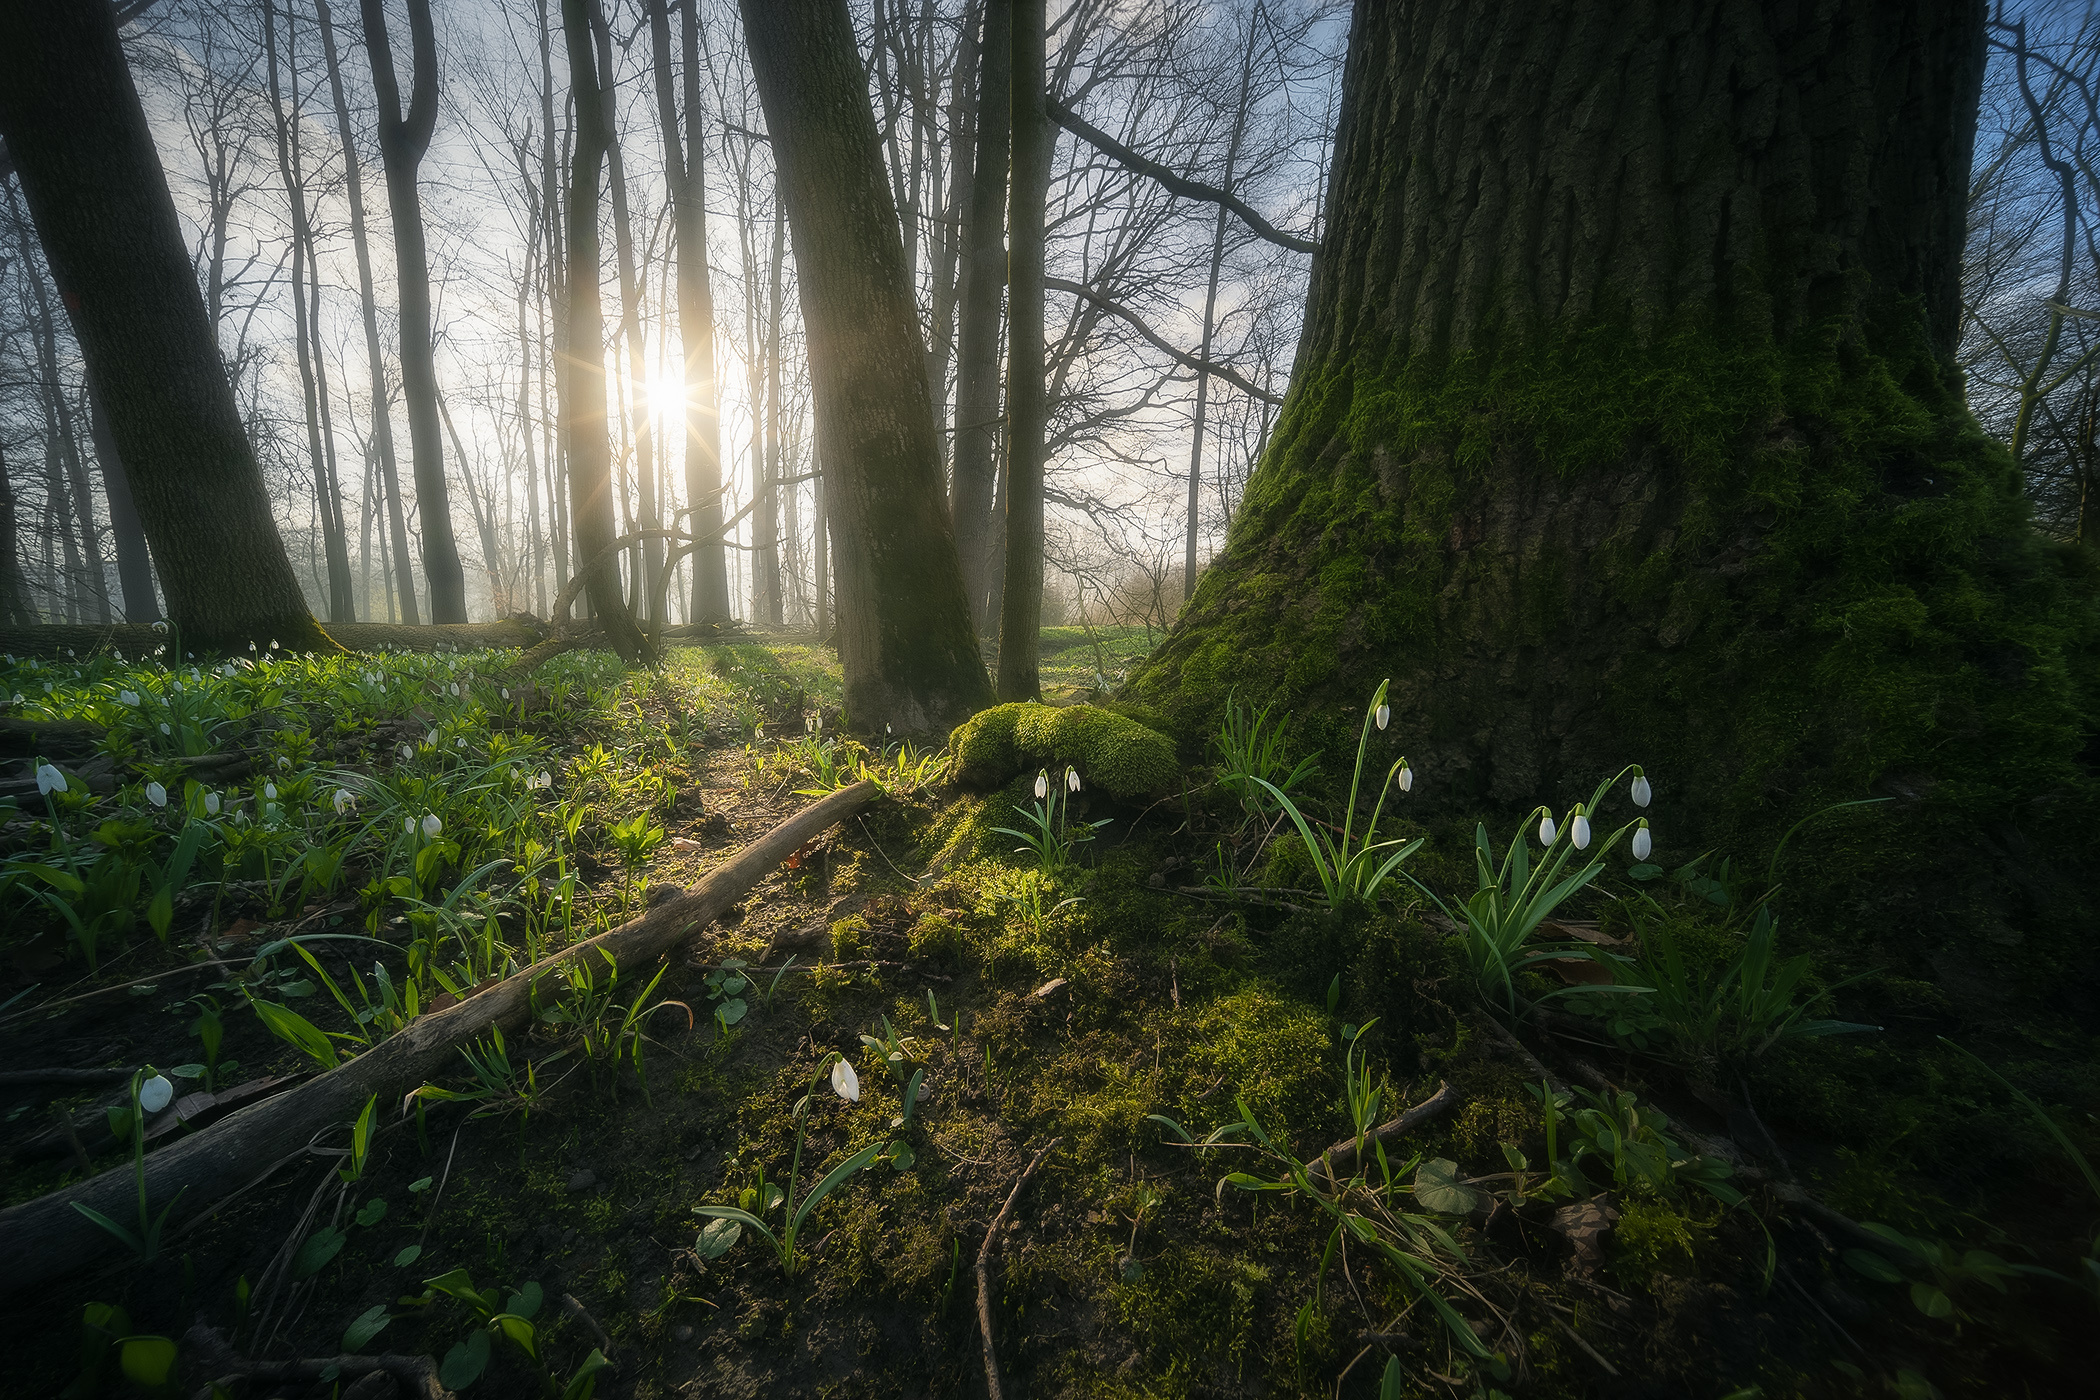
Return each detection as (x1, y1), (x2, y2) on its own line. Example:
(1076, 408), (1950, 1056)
(269, 639), (280, 651)
(247, 641), (257, 652)
(159, 722), (172, 736)
(830, 1056), (860, 1102)
(119, 690), (140, 707)
(35, 763), (65, 795)
(264, 781), (278, 801)
(138, 1074), (174, 1114)
(399, 744), (415, 762)
(152, 620), (168, 633)
(1396, 763), (1413, 793)
(534, 770), (552, 791)
(1375, 702), (1389, 731)
(1630, 774), (1652, 808)
(333, 788), (355, 815)
(1066, 766), (1081, 793)
(404, 817), (416, 834)
(456, 738), (466, 749)
(203, 791), (220, 815)
(277, 756), (290, 770)
(1632, 823), (1652, 861)
(11, 694), (22, 706)
(421, 813), (442, 838)
(1034, 770), (1049, 800)
(449, 683), (460, 697)
(146, 781), (167, 808)
(501, 687), (510, 700)
(1537, 813), (1556, 845)
(1570, 808), (1591, 850)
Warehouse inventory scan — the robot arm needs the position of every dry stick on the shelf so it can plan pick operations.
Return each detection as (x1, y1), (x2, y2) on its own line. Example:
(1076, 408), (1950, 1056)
(976, 1137), (1061, 1400)
(181, 1322), (450, 1400)
(1313, 1081), (1460, 1190)
(562, 1291), (615, 1358)
(0, 781), (883, 1300)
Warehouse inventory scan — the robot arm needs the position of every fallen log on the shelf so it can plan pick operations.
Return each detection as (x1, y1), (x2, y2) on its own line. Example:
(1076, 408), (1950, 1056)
(0, 780), (883, 1299)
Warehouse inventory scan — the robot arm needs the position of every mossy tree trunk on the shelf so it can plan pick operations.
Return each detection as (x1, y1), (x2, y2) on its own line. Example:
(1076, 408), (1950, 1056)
(740, 0), (992, 733)
(0, 0), (333, 654)
(1132, 0), (2095, 847)
(996, 0), (1049, 702)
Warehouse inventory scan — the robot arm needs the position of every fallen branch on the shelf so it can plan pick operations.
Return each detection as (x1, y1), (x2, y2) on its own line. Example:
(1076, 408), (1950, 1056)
(976, 1137), (1061, 1400)
(0, 781), (884, 1299)
(1314, 1081), (1459, 1188)
(182, 1322), (450, 1400)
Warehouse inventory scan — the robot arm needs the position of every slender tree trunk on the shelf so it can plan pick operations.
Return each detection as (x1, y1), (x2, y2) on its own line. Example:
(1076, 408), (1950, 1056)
(0, 441), (32, 624)
(1181, 14), (1257, 603)
(87, 391), (159, 622)
(0, 0), (329, 650)
(813, 432), (829, 639)
(952, 0), (1008, 634)
(318, 0), (419, 625)
(926, 0), (979, 473)
(266, 0), (354, 622)
(996, 0), (1047, 701)
(648, 0), (729, 624)
(516, 255), (548, 618)
(360, 0), (467, 622)
(740, 0), (990, 731)
(759, 202), (786, 626)
(559, 0), (653, 663)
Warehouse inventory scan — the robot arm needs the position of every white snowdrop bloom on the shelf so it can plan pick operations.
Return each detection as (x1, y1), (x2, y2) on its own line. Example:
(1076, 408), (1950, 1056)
(501, 688), (510, 700)
(830, 1057), (861, 1102)
(333, 788), (355, 815)
(535, 770), (552, 791)
(449, 683), (460, 697)
(119, 690), (140, 707)
(12, 694), (22, 706)
(421, 813), (442, 838)
(1630, 775), (1652, 807)
(456, 738), (467, 749)
(1067, 767), (1081, 793)
(1537, 814), (1556, 846)
(269, 639), (280, 651)
(1034, 771), (1049, 800)
(159, 722), (172, 736)
(203, 791), (220, 815)
(1375, 703), (1389, 731)
(1571, 812), (1591, 850)
(399, 744), (415, 761)
(1632, 825), (1653, 861)
(247, 641), (256, 652)
(138, 1075), (174, 1114)
(35, 763), (65, 795)
(264, 782), (278, 801)
(277, 756), (290, 770)
(1396, 765), (1414, 793)
(405, 817), (416, 834)
(146, 781), (167, 808)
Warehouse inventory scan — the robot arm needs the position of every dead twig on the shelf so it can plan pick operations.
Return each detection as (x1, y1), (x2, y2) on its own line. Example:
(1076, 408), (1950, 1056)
(1314, 1081), (1459, 1189)
(563, 1292), (616, 1360)
(182, 1321), (451, 1400)
(976, 1137), (1062, 1400)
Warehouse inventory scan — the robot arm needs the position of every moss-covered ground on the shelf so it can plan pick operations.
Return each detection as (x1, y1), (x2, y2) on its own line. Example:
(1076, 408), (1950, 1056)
(1, 636), (2092, 1399)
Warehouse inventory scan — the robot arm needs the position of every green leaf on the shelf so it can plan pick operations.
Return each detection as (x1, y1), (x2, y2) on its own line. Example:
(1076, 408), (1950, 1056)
(715, 997), (747, 1027)
(355, 1198), (388, 1228)
(407, 1176), (434, 1193)
(1379, 1355), (1406, 1400)
(695, 1217), (742, 1260)
(505, 1281), (543, 1321)
(1843, 1248), (1906, 1284)
(292, 1226), (347, 1279)
(343, 1304), (392, 1352)
(789, 1142), (886, 1232)
(1412, 1158), (1481, 1215)
(118, 1335), (178, 1388)
(394, 1244), (424, 1268)
(887, 1140), (917, 1171)
(1910, 1282), (1954, 1319)
(1626, 863), (1664, 880)
(249, 997), (339, 1072)
(561, 1348), (612, 1400)
(491, 1313), (537, 1359)
(439, 1329), (490, 1389)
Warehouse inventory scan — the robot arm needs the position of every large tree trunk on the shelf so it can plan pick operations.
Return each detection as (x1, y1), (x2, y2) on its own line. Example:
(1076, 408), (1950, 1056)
(318, 0), (419, 626)
(1132, 4), (2092, 891)
(86, 393), (158, 623)
(648, 0), (730, 625)
(559, 0), (653, 665)
(740, 0), (991, 732)
(0, 0), (332, 652)
(995, 0), (1047, 701)
(360, 0), (467, 623)
(951, 0), (1008, 634)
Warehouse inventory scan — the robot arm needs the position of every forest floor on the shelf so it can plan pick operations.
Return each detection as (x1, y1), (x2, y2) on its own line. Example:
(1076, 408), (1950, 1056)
(0, 636), (2092, 1400)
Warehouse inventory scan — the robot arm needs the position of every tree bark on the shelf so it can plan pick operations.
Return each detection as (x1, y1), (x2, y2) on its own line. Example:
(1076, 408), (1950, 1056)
(559, 0), (653, 665)
(360, 0), (467, 623)
(740, 0), (991, 732)
(1130, 0), (2089, 865)
(87, 389), (159, 624)
(318, 0), (418, 625)
(0, 0), (332, 652)
(0, 440), (32, 625)
(995, 0), (1047, 701)
(647, 0), (730, 625)
(951, 0), (1009, 634)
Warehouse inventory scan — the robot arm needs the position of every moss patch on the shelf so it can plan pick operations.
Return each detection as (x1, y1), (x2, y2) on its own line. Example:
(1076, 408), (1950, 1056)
(950, 702), (1179, 799)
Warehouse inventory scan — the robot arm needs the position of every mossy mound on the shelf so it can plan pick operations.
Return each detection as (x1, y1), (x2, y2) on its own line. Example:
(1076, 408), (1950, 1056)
(949, 701), (1178, 799)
